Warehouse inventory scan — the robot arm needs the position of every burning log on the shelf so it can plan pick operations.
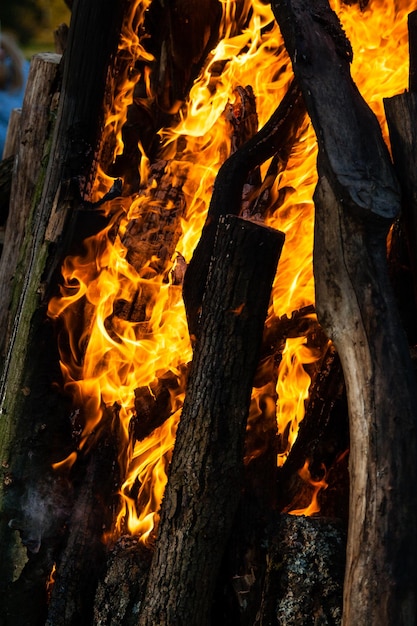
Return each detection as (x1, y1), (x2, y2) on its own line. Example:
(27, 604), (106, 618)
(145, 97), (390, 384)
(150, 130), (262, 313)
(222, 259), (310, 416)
(270, 0), (417, 624)
(183, 78), (305, 338)
(384, 11), (417, 325)
(0, 0), (132, 608)
(137, 215), (284, 626)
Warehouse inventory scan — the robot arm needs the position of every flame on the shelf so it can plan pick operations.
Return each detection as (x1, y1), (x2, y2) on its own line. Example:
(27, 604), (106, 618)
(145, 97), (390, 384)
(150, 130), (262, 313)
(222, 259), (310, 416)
(276, 336), (320, 467)
(288, 460), (328, 516)
(48, 0), (415, 541)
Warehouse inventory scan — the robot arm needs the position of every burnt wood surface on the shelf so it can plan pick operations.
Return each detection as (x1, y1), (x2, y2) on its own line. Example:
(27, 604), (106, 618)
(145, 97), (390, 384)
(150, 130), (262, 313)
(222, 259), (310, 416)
(183, 78), (305, 339)
(270, 0), (417, 624)
(0, 54), (61, 359)
(384, 92), (417, 320)
(0, 0), (130, 602)
(137, 215), (284, 626)
(256, 515), (345, 625)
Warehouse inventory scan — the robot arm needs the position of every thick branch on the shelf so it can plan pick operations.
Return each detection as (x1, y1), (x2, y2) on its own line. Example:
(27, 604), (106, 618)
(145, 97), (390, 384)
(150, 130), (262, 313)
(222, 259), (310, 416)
(270, 0), (417, 623)
(138, 215), (284, 626)
(183, 78), (304, 338)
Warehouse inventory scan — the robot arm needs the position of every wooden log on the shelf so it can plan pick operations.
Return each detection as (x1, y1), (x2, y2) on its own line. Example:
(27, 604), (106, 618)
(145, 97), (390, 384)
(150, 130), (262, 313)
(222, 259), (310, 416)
(46, 423), (119, 626)
(270, 0), (417, 624)
(183, 78), (305, 339)
(408, 11), (417, 93)
(0, 0), (130, 594)
(384, 92), (417, 318)
(0, 54), (61, 359)
(256, 514), (346, 625)
(277, 342), (349, 517)
(137, 215), (284, 626)
(2, 108), (22, 159)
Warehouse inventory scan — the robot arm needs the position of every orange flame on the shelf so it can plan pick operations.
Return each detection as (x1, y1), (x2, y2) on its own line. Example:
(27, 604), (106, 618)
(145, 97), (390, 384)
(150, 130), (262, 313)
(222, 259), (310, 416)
(48, 0), (416, 541)
(288, 460), (328, 516)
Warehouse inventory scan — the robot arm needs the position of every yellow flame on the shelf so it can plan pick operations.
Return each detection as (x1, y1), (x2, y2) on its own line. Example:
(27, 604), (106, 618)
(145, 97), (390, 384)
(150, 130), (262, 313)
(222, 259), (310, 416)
(48, 0), (416, 540)
(288, 460), (328, 516)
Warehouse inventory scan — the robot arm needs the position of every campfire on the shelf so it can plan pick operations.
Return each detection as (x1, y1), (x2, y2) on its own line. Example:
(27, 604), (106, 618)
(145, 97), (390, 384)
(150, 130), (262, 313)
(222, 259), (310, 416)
(0, 0), (416, 624)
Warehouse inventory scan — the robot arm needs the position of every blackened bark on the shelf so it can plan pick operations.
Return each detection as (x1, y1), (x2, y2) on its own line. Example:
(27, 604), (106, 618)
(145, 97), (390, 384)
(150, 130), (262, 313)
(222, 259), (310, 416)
(137, 215), (284, 626)
(183, 79), (305, 338)
(270, 0), (417, 624)
(384, 92), (417, 317)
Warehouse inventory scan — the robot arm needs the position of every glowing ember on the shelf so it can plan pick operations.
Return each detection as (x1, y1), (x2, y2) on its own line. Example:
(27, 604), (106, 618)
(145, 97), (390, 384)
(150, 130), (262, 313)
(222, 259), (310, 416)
(48, 0), (416, 542)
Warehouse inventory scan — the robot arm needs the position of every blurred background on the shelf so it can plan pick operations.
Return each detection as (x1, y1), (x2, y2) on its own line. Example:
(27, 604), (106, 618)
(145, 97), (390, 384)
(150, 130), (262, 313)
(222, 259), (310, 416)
(0, 0), (71, 55)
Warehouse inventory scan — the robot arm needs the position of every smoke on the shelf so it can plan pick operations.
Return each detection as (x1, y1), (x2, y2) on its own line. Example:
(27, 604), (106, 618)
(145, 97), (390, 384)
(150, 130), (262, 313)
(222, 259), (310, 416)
(9, 473), (73, 553)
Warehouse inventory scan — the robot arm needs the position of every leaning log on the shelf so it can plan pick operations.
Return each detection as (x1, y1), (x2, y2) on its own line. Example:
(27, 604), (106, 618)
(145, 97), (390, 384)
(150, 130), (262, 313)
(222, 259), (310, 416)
(270, 0), (417, 624)
(137, 215), (284, 626)
(0, 0), (130, 600)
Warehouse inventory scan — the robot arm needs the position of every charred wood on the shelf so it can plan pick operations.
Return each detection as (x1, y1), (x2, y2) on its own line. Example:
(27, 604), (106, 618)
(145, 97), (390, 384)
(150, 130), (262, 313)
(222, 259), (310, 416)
(46, 422), (120, 626)
(137, 215), (284, 626)
(256, 514), (346, 626)
(384, 92), (417, 329)
(0, 54), (61, 359)
(408, 11), (417, 93)
(277, 342), (349, 519)
(183, 78), (305, 339)
(270, 0), (417, 623)
(94, 537), (152, 626)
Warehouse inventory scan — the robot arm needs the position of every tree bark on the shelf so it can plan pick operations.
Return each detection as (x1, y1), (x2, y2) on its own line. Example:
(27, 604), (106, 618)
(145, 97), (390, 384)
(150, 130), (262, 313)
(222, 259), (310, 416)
(2, 108), (22, 159)
(0, 0), (130, 598)
(270, 0), (417, 624)
(384, 92), (417, 314)
(183, 78), (304, 338)
(137, 215), (284, 626)
(0, 53), (61, 359)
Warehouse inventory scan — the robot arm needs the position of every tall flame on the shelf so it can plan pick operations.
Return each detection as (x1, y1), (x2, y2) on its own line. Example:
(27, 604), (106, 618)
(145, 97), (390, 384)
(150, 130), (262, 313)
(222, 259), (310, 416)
(48, 0), (416, 540)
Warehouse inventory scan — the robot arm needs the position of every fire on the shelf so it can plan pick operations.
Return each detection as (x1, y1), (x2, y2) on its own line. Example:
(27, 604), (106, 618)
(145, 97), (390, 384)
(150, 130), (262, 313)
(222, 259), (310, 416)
(288, 460), (329, 517)
(48, 0), (415, 541)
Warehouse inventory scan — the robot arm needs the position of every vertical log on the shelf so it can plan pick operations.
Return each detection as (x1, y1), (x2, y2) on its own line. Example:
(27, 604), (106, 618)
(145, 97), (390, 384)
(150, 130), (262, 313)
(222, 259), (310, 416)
(270, 0), (417, 624)
(2, 108), (22, 159)
(138, 215), (284, 626)
(0, 53), (61, 359)
(0, 0), (130, 598)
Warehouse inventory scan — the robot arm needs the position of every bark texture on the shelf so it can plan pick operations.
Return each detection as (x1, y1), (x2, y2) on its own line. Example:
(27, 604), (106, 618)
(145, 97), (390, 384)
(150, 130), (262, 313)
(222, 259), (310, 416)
(138, 215), (284, 626)
(270, 0), (417, 624)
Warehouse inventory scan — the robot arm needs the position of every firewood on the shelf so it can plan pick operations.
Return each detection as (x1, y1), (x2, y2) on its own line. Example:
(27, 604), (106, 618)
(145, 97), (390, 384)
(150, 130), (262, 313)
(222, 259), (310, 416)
(183, 78), (305, 339)
(46, 422), (120, 626)
(0, 54), (61, 358)
(2, 108), (21, 159)
(277, 342), (349, 517)
(408, 11), (417, 93)
(270, 0), (417, 624)
(384, 92), (417, 319)
(256, 514), (346, 625)
(0, 0), (131, 597)
(137, 215), (284, 626)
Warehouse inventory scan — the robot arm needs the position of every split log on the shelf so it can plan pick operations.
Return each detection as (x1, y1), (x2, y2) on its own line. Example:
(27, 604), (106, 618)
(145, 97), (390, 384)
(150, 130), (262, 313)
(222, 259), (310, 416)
(270, 0), (417, 623)
(137, 215), (284, 626)
(0, 54), (61, 359)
